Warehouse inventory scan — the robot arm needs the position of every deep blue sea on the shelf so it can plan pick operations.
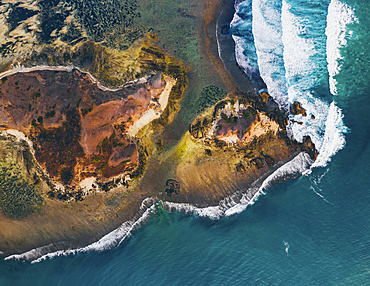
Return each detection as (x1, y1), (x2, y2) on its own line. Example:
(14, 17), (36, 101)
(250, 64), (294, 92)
(1, 0), (369, 284)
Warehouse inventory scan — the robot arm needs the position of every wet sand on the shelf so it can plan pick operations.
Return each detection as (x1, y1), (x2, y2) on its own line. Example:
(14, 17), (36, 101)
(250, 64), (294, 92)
(216, 0), (267, 94)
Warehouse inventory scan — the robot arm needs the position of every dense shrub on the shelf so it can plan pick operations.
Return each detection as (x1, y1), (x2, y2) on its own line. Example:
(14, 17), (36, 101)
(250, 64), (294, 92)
(197, 85), (227, 114)
(0, 165), (43, 219)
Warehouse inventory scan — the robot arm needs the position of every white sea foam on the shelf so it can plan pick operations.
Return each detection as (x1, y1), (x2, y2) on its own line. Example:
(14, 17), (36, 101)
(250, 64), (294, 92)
(252, 0), (288, 108)
(230, 1), (259, 75)
(281, 0), (317, 91)
(311, 102), (347, 168)
(261, 152), (312, 189)
(230, 12), (243, 30)
(165, 153), (311, 218)
(232, 35), (259, 75)
(326, 0), (358, 95)
(286, 97), (347, 171)
(281, 0), (348, 168)
(5, 204), (156, 263)
(283, 241), (289, 255)
(247, 0), (348, 169)
(164, 202), (224, 220)
(308, 169), (332, 203)
(223, 187), (263, 216)
(224, 152), (312, 216)
(287, 92), (330, 150)
(310, 186), (331, 204)
(4, 150), (315, 263)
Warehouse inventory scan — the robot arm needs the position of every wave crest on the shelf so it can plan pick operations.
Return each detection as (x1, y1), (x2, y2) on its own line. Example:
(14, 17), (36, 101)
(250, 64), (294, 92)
(326, 0), (358, 95)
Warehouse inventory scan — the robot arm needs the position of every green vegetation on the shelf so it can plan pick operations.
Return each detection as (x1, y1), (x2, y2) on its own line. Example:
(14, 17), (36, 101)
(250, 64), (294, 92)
(156, 139), (163, 151)
(135, 0), (200, 67)
(242, 110), (252, 119)
(197, 85), (227, 114)
(7, 5), (38, 32)
(139, 44), (189, 130)
(45, 110), (56, 119)
(25, 41), (135, 87)
(130, 144), (148, 179)
(189, 117), (212, 139)
(221, 113), (237, 125)
(248, 106), (258, 116)
(235, 162), (246, 173)
(0, 165), (43, 219)
(65, 0), (143, 49)
(38, 0), (72, 43)
(31, 89), (41, 99)
(61, 22), (83, 44)
(81, 107), (93, 116)
(60, 167), (73, 185)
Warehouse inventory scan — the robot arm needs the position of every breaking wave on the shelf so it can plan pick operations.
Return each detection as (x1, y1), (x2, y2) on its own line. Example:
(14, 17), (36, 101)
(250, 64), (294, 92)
(5, 200), (157, 263)
(252, 0), (287, 108)
(5, 152), (312, 263)
(230, 0), (356, 169)
(326, 0), (358, 95)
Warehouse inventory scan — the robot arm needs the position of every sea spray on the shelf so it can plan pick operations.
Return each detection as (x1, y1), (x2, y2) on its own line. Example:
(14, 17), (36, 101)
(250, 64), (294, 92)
(251, 0), (287, 108)
(282, 0), (349, 168)
(326, 0), (358, 95)
(164, 153), (312, 218)
(224, 152), (312, 216)
(311, 102), (348, 168)
(4, 150), (315, 263)
(281, 0), (317, 93)
(5, 201), (157, 263)
(230, 0), (259, 75)
(164, 202), (224, 220)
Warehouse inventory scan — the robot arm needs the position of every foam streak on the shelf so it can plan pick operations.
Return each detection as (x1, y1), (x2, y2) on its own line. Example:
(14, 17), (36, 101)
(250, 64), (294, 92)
(326, 0), (358, 95)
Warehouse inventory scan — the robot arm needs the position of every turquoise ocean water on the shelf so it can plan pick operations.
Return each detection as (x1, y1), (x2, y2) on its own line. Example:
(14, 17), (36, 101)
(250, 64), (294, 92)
(1, 0), (369, 284)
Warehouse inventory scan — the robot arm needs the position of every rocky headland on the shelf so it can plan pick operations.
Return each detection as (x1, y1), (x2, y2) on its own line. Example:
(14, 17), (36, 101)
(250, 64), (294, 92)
(0, 0), (316, 261)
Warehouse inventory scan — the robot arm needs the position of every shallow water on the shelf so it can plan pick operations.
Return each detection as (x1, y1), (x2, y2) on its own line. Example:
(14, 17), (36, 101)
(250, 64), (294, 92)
(1, 0), (369, 284)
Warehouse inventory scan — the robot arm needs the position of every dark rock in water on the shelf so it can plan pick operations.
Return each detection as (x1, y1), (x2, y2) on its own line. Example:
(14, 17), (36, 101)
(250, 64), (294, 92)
(291, 101), (307, 117)
(302, 136), (318, 160)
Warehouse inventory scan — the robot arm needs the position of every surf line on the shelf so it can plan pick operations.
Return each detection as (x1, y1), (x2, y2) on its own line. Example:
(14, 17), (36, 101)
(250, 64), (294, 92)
(326, 0), (358, 95)
(4, 152), (312, 263)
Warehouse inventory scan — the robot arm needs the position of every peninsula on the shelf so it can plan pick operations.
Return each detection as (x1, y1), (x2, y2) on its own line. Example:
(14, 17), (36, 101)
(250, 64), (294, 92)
(0, 0), (316, 261)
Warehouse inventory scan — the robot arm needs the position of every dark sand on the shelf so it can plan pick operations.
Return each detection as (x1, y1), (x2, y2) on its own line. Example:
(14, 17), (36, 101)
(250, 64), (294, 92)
(216, 0), (267, 94)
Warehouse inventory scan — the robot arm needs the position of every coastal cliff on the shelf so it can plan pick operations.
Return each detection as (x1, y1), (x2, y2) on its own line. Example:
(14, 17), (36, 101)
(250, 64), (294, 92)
(0, 0), (317, 261)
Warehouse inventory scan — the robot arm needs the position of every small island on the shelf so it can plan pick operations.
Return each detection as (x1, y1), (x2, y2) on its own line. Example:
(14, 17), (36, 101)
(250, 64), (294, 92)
(0, 0), (316, 261)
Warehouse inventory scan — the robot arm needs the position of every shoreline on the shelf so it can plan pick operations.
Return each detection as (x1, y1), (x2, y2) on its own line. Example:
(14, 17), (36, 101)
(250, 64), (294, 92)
(0, 0), (315, 262)
(5, 151), (312, 263)
(215, 0), (263, 94)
